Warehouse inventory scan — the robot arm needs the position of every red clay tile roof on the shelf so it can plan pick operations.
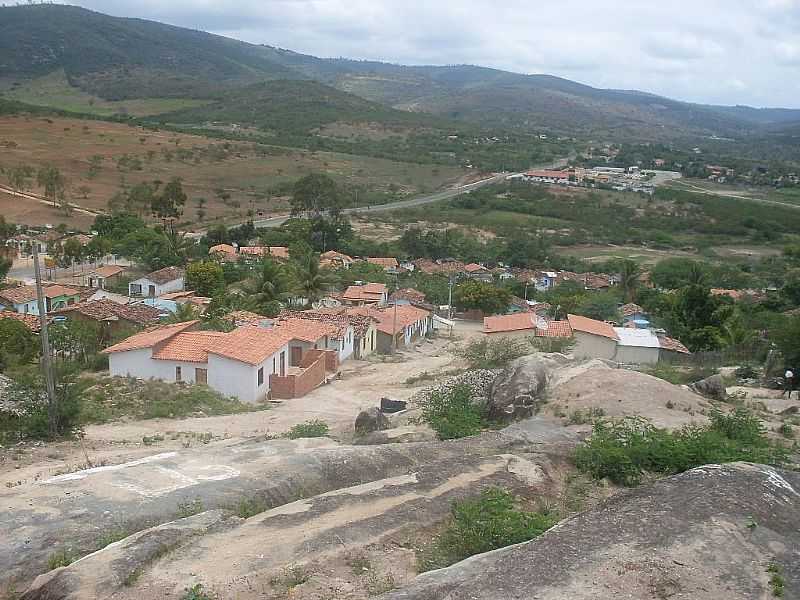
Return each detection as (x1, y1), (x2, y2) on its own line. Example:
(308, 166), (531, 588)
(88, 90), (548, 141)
(464, 263), (487, 273)
(152, 331), (228, 363)
(567, 314), (619, 340)
(413, 259), (465, 275)
(239, 246), (289, 260)
(223, 310), (265, 326)
(90, 265), (125, 279)
(0, 310), (41, 332)
(273, 316), (338, 343)
(103, 320), (199, 354)
(484, 313), (536, 334)
(281, 308), (377, 338)
(621, 303), (645, 317)
(207, 326), (291, 365)
(0, 284), (80, 305)
(343, 283), (387, 302)
(349, 305), (430, 335)
(52, 299), (162, 325)
(390, 288), (427, 304)
(366, 257), (399, 270)
(658, 336), (691, 355)
(141, 266), (184, 285)
(534, 320), (573, 338)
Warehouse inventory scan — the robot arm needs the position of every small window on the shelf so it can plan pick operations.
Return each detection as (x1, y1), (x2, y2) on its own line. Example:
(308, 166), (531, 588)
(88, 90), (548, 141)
(257, 367), (264, 386)
(175, 366), (182, 382)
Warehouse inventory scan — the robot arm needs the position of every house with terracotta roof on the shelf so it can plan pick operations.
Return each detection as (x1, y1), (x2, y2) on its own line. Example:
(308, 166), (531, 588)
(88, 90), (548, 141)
(103, 320), (337, 402)
(239, 246), (290, 261)
(0, 284), (81, 315)
(282, 308), (379, 360)
(129, 266), (184, 298)
(51, 299), (162, 340)
(567, 314), (620, 360)
(342, 283), (388, 306)
(0, 310), (42, 332)
(483, 313), (573, 339)
(272, 316), (345, 366)
(390, 288), (427, 305)
(208, 244), (238, 261)
(366, 257), (399, 272)
(349, 304), (432, 353)
(464, 263), (493, 282)
(85, 264), (126, 289)
(413, 259), (466, 276)
(319, 251), (354, 270)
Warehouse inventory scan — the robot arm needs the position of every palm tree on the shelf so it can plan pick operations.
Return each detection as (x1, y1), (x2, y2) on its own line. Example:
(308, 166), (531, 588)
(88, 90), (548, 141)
(162, 228), (193, 265)
(687, 262), (708, 286)
(294, 253), (333, 308)
(617, 260), (641, 303)
(164, 302), (199, 324)
(241, 256), (292, 316)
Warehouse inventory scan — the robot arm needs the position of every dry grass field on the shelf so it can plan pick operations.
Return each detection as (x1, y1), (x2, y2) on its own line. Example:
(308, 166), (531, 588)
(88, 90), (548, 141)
(0, 115), (467, 230)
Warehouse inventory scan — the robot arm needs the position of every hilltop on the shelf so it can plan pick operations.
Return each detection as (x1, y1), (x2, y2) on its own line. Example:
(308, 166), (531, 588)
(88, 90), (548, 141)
(2, 4), (800, 141)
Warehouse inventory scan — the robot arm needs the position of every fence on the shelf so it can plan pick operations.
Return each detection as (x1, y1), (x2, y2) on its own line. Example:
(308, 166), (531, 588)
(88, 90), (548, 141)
(660, 341), (771, 369)
(270, 349), (337, 399)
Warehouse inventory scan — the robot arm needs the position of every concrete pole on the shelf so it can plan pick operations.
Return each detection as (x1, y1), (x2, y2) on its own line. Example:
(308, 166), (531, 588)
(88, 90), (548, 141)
(32, 242), (58, 436)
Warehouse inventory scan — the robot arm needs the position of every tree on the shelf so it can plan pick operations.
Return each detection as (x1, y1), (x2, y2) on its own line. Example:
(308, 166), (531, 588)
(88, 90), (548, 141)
(0, 319), (39, 370)
(771, 316), (800, 367)
(616, 260), (641, 303)
(164, 303), (200, 324)
(241, 257), (292, 316)
(455, 280), (512, 315)
(62, 238), (84, 270)
(186, 261), (225, 297)
(127, 182), (157, 217)
(576, 292), (620, 322)
(291, 173), (343, 218)
(0, 257), (11, 283)
(293, 253), (332, 307)
(92, 213), (145, 239)
(85, 236), (112, 264)
(162, 228), (193, 265)
(651, 258), (707, 290)
(7, 165), (33, 191)
(152, 177), (187, 219)
(37, 166), (68, 214)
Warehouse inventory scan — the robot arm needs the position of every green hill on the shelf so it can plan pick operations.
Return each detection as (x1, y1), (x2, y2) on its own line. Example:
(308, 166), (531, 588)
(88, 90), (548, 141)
(1, 4), (799, 142)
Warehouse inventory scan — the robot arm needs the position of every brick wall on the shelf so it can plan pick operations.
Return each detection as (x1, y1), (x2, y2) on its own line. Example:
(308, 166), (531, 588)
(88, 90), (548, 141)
(271, 351), (327, 399)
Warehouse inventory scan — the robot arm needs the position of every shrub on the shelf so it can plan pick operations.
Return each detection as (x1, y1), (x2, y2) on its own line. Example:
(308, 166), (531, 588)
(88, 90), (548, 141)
(567, 407), (605, 425)
(419, 488), (557, 571)
(286, 419), (329, 439)
(421, 384), (484, 440)
(182, 584), (215, 600)
(575, 409), (789, 487)
(462, 337), (530, 369)
(47, 549), (74, 570)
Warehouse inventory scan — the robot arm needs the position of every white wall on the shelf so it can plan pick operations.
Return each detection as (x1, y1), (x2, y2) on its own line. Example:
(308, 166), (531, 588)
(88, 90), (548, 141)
(572, 332), (617, 360)
(108, 348), (154, 377)
(129, 276), (185, 297)
(208, 342), (288, 403)
(615, 345), (660, 365)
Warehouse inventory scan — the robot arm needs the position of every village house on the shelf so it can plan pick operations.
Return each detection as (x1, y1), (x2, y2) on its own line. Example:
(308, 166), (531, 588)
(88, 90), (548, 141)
(413, 258), (465, 276)
(239, 246), (290, 262)
(289, 308), (379, 360)
(342, 283), (388, 306)
(0, 284), (82, 315)
(319, 250), (354, 270)
(568, 314), (620, 360)
(464, 263), (493, 283)
(390, 288), (427, 305)
(129, 266), (185, 298)
(51, 299), (162, 340)
(85, 264), (126, 289)
(535, 271), (559, 292)
(208, 244), (238, 261)
(483, 312), (573, 340)
(349, 304), (433, 353)
(366, 257), (399, 273)
(620, 303), (650, 328)
(103, 320), (338, 402)
(0, 310), (42, 332)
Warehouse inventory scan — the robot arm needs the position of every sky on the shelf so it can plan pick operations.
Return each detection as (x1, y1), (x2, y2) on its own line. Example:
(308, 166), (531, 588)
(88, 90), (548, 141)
(71, 0), (800, 108)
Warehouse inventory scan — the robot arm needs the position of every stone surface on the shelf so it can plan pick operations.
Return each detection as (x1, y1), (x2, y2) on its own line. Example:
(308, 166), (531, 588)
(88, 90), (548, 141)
(354, 425), (438, 445)
(354, 407), (391, 435)
(488, 354), (568, 422)
(690, 373), (728, 400)
(379, 463), (800, 600)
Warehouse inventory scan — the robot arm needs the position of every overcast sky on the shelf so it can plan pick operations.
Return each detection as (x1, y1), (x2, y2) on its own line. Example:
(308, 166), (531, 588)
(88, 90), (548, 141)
(72, 0), (800, 108)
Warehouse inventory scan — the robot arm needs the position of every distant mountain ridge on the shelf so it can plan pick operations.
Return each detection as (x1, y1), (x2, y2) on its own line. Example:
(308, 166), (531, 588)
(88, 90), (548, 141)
(1, 3), (798, 140)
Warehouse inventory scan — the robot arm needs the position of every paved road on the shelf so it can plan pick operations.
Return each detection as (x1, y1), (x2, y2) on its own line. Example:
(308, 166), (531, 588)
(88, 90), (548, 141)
(252, 156), (572, 229)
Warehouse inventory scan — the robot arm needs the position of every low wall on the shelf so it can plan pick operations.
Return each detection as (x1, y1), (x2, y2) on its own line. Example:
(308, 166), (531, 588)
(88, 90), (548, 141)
(271, 350), (329, 399)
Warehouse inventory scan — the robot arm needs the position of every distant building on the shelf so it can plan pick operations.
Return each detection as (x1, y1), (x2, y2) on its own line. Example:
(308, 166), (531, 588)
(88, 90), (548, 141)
(129, 266), (185, 298)
(85, 265), (126, 289)
(0, 284), (81, 315)
(342, 283), (388, 306)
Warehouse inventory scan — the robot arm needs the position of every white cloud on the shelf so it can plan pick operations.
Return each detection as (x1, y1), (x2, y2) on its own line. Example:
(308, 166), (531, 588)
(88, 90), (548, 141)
(71, 0), (800, 107)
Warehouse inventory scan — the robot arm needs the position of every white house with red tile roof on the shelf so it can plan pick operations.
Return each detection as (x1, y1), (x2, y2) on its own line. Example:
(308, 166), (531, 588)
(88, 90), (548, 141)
(483, 313), (573, 340)
(348, 304), (432, 353)
(129, 266), (185, 298)
(567, 314), (620, 360)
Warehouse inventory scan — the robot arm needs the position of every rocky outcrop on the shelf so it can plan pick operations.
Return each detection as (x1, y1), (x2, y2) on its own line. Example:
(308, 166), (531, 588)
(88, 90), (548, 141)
(411, 370), (497, 408)
(691, 373), (728, 400)
(487, 354), (569, 422)
(354, 425), (437, 445)
(354, 407), (391, 435)
(379, 463), (800, 600)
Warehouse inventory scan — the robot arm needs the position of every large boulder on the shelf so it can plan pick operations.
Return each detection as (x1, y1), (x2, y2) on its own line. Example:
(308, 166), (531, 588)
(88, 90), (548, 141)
(379, 463), (800, 600)
(488, 354), (569, 422)
(354, 407), (391, 435)
(354, 425), (438, 445)
(691, 373), (727, 400)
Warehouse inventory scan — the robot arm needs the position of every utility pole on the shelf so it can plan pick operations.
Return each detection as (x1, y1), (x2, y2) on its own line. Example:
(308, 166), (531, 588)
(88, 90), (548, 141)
(391, 273), (399, 355)
(447, 275), (454, 320)
(32, 242), (58, 436)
